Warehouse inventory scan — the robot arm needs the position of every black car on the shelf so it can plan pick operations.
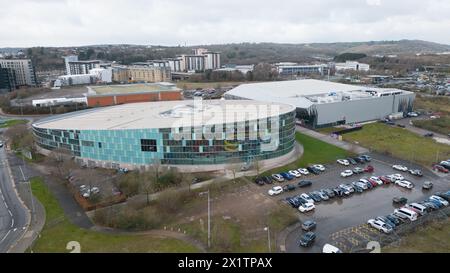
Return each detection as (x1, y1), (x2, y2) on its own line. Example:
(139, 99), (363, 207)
(302, 220), (317, 231)
(424, 132), (434, 137)
(354, 157), (365, 164)
(352, 185), (363, 193)
(308, 192), (322, 202)
(333, 187), (344, 197)
(393, 196), (408, 205)
(298, 180), (312, 188)
(385, 215), (401, 226)
(263, 176), (273, 184)
(299, 232), (316, 247)
(347, 158), (357, 165)
(254, 177), (265, 186)
(396, 124), (406, 128)
(388, 213), (407, 224)
(283, 184), (296, 192)
(286, 197), (301, 208)
(435, 192), (450, 202)
(307, 166), (320, 175)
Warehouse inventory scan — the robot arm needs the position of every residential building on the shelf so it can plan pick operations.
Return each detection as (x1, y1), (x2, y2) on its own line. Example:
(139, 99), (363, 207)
(0, 67), (16, 92)
(0, 59), (37, 86)
(63, 55), (78, 75)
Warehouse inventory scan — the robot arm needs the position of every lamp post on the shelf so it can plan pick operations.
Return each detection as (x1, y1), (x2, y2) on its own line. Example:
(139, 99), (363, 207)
(199, 190), (211, 249)
(264, 226), (271, 253)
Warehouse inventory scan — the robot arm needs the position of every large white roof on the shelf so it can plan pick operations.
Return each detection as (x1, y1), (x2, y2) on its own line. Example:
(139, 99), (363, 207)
(33, 100), (295, 130)
(225, 79), (378, 108)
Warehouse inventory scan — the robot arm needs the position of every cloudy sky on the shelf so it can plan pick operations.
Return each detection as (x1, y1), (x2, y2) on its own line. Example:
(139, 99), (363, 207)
(1, 0), (450, 47)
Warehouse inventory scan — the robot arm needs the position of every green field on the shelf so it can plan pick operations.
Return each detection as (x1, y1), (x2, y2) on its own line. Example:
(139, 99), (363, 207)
(0, 119), (28, 128)
(342, 123), (450, 166)
(262, 132), (351, 175)
(30, 177), (200, 253)
(384, 219), (450, 253)
(413, 116), (450, 136)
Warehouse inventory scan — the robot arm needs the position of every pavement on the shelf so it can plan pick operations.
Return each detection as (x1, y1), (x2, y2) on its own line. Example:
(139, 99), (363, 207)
(0, 146), (29, 253)
(296, 126), (370, 154)
(270, 153), (450, 253)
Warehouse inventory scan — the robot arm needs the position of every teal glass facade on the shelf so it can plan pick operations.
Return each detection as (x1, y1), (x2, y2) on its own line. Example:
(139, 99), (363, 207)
(32, 110), (296, 166)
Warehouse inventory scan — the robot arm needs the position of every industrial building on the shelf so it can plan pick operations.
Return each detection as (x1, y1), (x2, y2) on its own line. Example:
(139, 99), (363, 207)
(335, 61), (370, 72)
(85, 82), (182, 107)
(224, 79), (416, 128)
(32, 100), (296, 171)
(0, 59), (37, 87)
(275, 63), (333, 77)
(53, 67), (112, 87)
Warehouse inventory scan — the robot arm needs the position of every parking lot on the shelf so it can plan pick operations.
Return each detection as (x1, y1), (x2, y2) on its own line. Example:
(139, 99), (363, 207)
(253, 153), (450, 253)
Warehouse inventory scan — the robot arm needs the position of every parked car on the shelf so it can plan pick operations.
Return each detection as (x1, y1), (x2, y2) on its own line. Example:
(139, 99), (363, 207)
(407, 112), (419, 117)
(300, 193), (314, 204)
(307, 166), (321, 175)
(394, 180), (414, 189)
(375, 216), (396, 230)
(283, 184), (296, 192)
(308, 192), (322, 202)
(323, 188), (335, 198)
(352, 184), (363, 193)
(394, 208), (418, 221)
(254, 177), (265, 186)
(280, 172), (294, 180)
(322, 244), (342, 253)
(397, 124), (406, 128)
(299, 232), (316, 247)
(409, 169), (423, 177)
(367, 177), (378, 187)
(337, 159), (350, 166)
(302, 220), (317, 231)
(406, 203), (428, 216)
(339, 184), (354, 193)
(268, 186), (283, 196)
(347, 158), (357, 165)
(312, 164), (326, 172)
(298, 180), (312, 188)
(353, 181), (368, 190)
(370, 176), (383, 185)
(385, 215), (401, 226)
(368, 219), (393, 233)
(389, 173), (405, 181)
(353, 167), (364, 174)
(435, 192), (450, 202)
(340, 170), (353, 178)
(298, 168), (310, 175)
(392, 164), (408, 172)
(364, 165), (374, 173)
(429, 195), (449, 206)
(288, 170), (302, 178)
(299, 202), (316, 213)
(433, 165), (449, 173)
(393, 196), (408, 205)
(424, 132), (434, 137)
(271, 174), (285, 182)
(318, 190), (330, 201)
(422, 181), (433, 190)
(333, 187), (344, 197)
(379, 176), (391, 184)
(263, 176), (273, 184)
(354, 157), (365, 164)
(360, 155), (372, 162)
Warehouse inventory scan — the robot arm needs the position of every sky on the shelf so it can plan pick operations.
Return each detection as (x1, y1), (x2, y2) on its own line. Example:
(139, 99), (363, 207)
(1, 0), (450, 47)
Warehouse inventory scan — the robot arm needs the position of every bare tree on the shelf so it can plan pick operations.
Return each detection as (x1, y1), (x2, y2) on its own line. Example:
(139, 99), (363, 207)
(225, 157), (242, 183)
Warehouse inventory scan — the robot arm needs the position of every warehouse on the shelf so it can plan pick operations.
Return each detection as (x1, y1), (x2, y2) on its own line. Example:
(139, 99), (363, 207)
(32, 100), (296, 171)
(224, 79), (416, 128)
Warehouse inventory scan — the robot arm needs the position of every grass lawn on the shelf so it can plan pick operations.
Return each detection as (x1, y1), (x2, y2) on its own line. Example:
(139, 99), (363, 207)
(384, 219), (450, 253)
(262, 132), (351, 175)
(342, 123), (450, 166)
(0, 119), (28, 128)
(414, 96), (450, 114)
(176, 81), (248, 90)
(30, 177), (200, 253)
(413, 116), (450, 136)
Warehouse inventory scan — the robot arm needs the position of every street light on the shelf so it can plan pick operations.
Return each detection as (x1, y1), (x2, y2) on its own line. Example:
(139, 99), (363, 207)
(264, 226), (271, 253)
(199, 190), (211, 249)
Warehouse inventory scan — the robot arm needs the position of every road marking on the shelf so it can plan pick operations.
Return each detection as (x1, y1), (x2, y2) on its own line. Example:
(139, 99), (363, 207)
(4, 202), (8, 209)
(7, 209), (12, 216)
(0, 230), (11, 243)
(13, 228), (17, 232)
(11, 218), (14, 228)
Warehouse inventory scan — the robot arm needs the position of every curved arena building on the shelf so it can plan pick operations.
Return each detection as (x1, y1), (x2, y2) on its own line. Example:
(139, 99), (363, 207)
(32, 100), (297, 171)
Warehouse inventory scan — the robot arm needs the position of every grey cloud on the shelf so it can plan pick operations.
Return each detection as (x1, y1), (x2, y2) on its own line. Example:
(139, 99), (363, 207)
(0, 0), (449, 46)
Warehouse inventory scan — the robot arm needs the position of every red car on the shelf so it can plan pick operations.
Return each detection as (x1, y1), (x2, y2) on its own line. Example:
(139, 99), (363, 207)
(379, 176), (391, 184)
(433, 165), (449, 173)
(367, 177), (378, 187)
(364, 165), (374, 173)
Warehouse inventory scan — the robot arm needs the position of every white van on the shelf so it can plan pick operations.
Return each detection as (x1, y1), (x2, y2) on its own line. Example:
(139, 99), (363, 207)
(394, 208), (418, 221)
(406, 203), (428, 215)
(322, 244), (342, 253)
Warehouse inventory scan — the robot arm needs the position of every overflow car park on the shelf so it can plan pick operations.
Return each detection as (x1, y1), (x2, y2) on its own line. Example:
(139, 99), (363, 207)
(252, 153), (450, 253)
